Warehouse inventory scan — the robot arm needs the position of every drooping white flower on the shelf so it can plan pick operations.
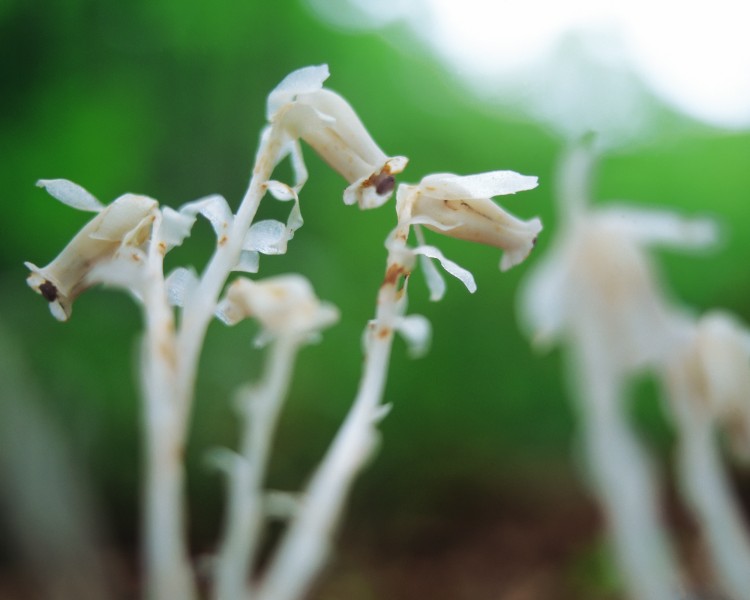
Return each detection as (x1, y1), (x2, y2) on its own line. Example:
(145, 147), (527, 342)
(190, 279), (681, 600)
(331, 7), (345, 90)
(26, 180), (159, 321)
(396, 171), (541, 272)
(267, 65), (408, 209)
(216, 274), (339, 345)
(520, 144), (716, 371)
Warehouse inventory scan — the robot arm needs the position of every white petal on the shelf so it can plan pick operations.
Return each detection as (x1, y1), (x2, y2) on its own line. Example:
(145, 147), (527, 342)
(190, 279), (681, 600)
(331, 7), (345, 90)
(394, 314), (432, 358)
(243, 219), (289, 255)
(86, 252), (146, 295)
(165, 267), (198, 307)
(86, 194), (158, 242)
(599, 206), (718, 250)
(37, 179), (103, 212)
(413, 245), (477, 293)
(266, 64), (330, 121)
(420, 171), (539, 200)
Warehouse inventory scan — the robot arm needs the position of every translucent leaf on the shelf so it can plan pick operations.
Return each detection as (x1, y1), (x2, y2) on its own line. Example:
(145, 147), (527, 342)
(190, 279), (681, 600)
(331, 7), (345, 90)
(266, 180), (297, 201)
(413, 245), (477, 293)
(243, 219), (289, 255)
(159, 207), (196, 248)
(232, 250), (260, 274)
(165, 267), (198, 307)
(178, 194), (233, 237)
(37, 179), (103, 212)
(419, 253), (446, 302)
(394, 314), (432, 358)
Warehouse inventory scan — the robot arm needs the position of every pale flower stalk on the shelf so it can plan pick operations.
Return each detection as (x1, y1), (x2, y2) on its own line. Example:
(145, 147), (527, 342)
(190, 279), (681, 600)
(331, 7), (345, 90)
(519, 142), (718, 599)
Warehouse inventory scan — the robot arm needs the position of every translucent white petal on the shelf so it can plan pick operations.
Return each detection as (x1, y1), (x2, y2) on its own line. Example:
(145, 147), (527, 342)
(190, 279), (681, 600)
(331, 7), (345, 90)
(165, 267), (198, 307)
(420, 171), (539, 200)
(598, 206), (718, 250)
(86, 194), (158, 242)
(289, 139), (309, 190)
(36, 179), (103, 212)
(243, 219), (289, 255)
(413, 245), (477, 293)
(394, 314), (432, 358)
(266, 64), (330, 120)
(86, 252), (146, 295)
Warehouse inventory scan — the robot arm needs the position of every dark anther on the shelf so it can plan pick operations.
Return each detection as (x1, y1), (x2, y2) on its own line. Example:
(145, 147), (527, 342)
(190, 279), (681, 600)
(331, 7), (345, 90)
(39, 281), (58, 302)
(375, 175), (395, 196)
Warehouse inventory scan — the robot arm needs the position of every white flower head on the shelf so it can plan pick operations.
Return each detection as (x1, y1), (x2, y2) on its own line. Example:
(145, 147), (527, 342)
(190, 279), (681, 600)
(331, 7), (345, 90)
(680, 311), (750, 457)
(396, 171), (541, 272)
(520, 142), (717, 372)
(268, 65), (408, 209)
(216, 274), (339, 345)
(26, 180), (159, 321)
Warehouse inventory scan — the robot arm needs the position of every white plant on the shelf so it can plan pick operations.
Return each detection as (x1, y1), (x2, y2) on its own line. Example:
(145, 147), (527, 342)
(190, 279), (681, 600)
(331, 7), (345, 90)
(520, 140), (750, 600)
(25, 64), (541, 600)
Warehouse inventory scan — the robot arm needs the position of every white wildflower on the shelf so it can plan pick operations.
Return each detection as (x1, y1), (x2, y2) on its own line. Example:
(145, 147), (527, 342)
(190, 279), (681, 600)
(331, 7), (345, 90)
(26, 180), (159, 321)
(267, 64), (408, 209)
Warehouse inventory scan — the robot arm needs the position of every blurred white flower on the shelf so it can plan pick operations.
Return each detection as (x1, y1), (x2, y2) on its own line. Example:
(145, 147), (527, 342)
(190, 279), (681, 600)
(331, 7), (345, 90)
(673, 311), (750, 458)
(396, 170), (541, 272)
(216, 274), (339, 345)
(267, 64), (408, 209)
(520, 145), (716, 372)
(26, 180), (159, 321)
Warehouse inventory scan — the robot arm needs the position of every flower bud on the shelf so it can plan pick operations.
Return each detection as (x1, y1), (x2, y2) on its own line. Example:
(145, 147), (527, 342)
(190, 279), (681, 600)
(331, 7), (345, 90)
(216, 274), (339, 344)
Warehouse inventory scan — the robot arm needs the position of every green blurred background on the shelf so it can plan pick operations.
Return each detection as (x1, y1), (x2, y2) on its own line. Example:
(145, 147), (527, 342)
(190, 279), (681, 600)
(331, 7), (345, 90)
(1, 1), (749, 598)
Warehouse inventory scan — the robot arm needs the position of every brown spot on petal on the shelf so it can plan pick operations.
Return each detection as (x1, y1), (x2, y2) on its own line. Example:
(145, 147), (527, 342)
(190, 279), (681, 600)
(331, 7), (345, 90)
(218, 235), (228, 246)
(39, 281), (58, 302)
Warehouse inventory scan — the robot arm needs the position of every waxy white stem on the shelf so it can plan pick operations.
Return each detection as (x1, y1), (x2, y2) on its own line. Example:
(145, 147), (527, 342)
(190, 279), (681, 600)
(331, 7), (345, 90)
(213, 336), (301, 600)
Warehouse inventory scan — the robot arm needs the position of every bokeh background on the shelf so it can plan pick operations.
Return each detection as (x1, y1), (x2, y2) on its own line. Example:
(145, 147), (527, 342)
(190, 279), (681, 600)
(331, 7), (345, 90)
(2, 1), (749, 598)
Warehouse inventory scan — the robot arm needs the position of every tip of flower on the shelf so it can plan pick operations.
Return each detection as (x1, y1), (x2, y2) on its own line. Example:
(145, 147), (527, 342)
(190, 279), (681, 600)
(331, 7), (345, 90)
(266, 64), (331, 121)
(344, 157), (409, 209)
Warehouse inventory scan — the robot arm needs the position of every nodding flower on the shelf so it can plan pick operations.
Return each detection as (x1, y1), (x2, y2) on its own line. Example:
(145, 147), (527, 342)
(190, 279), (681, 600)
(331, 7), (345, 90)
(396, 170), (541, 271)
(26, 180), (159, 321)
(267, 64), (408, 210)
(216, 274), (339, 345)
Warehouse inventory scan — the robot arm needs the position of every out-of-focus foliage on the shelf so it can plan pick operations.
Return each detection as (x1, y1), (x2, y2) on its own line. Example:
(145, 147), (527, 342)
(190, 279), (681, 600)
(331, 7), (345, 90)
(1, 0), (749, 597)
